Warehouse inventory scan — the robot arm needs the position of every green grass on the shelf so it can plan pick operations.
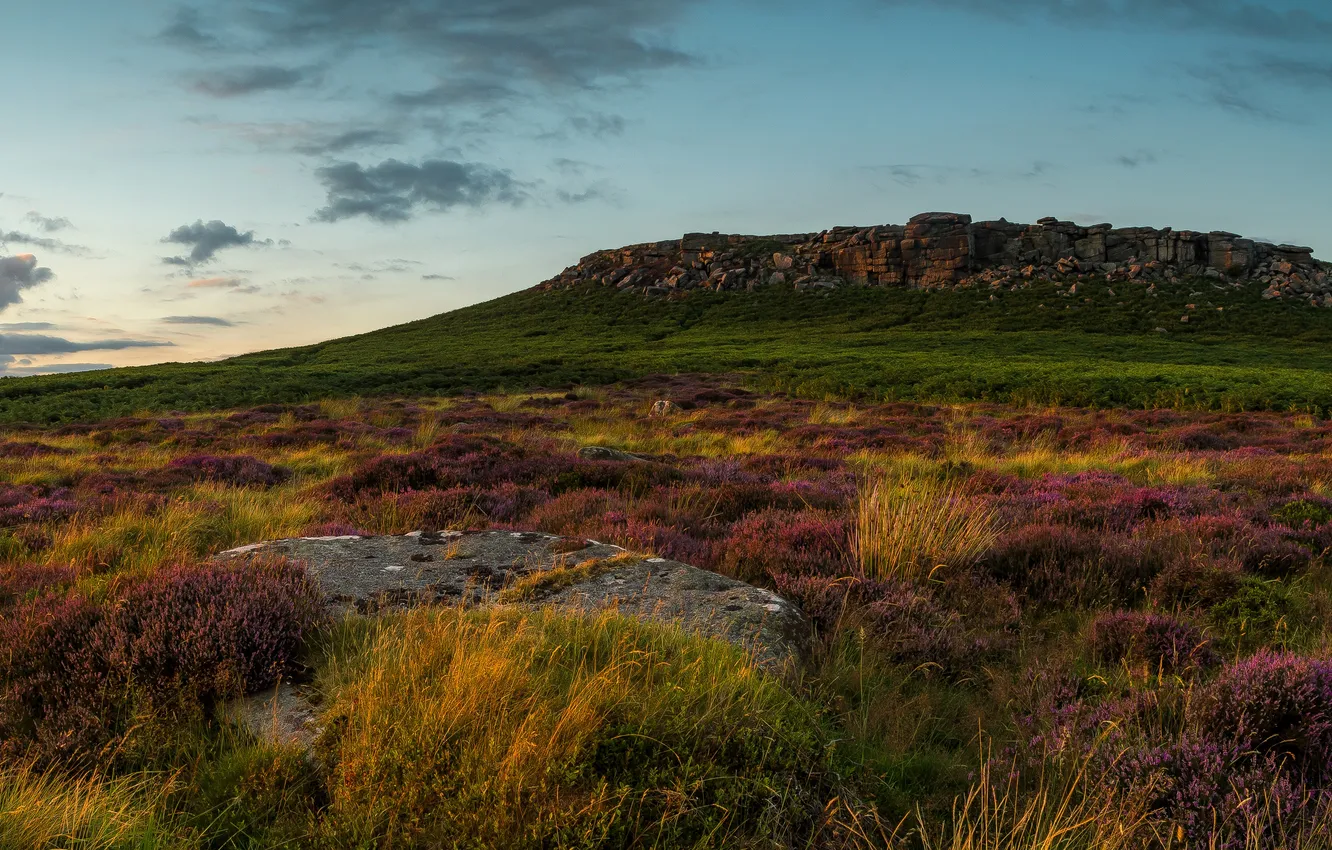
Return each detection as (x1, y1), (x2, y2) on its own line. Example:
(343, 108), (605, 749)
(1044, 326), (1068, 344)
(6, 277), (1332, 422)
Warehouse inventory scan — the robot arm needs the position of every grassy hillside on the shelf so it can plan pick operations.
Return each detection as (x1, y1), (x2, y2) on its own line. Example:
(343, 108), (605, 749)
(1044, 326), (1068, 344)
(5, 276), (1332, 422)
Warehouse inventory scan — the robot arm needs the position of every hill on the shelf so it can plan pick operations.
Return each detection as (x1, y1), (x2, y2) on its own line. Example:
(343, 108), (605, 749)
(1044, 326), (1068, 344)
(1, 213), (1331, 424)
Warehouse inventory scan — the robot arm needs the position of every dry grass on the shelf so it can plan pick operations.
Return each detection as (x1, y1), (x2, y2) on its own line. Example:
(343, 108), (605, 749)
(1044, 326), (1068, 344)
(312, 605), (860, 848)
(915, 757), (1144, 850)
(854, 471), (1001, 582)
(46, 484), (321, 575)
(0, 763), (185, 850)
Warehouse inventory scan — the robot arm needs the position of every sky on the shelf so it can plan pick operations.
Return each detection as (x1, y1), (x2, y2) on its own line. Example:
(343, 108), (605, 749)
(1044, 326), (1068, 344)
(2, 0), (1330, 375)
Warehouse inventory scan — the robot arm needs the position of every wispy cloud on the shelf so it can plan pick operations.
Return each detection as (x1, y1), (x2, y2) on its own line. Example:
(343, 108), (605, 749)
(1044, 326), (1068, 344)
(161, 315), (236, 327)
(0, 333), (171, 355)
(190, 64), (319, 98)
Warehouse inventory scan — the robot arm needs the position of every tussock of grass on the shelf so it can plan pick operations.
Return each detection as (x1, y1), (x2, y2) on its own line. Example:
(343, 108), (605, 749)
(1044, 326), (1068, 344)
(854, 471), (1001, 581)
(312, 605), (872, 848)
(48, 484), (320, 574)
(0, 763), (185, 849)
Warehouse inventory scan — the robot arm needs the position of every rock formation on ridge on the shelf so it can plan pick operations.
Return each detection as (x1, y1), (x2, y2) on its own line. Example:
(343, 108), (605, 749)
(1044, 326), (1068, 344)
(538, 212), (1330, 306)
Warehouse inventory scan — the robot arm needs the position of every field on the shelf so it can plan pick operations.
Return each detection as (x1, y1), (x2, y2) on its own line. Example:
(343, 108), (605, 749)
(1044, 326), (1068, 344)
(8, 277), (1332, 423)
(5, 377), (1332, 847)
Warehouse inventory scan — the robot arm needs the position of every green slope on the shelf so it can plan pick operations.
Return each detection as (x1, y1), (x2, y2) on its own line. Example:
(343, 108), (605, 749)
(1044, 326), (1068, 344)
(4, 278), (1332, 423)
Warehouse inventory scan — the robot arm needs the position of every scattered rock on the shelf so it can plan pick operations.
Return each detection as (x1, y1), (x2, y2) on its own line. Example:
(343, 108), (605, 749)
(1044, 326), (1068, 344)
(577, 445), (647, 462)
(650, 399), (682, 417)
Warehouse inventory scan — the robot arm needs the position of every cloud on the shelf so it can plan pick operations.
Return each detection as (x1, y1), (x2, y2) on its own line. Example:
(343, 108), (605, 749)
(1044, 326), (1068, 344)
(556, 180), (623, 205)
(190, 64), (316, 97)
(0, 322), (57, 331)
(161, 219), (271, 265)
(1115, 149), (1158, 168)
(0, 333), (171, 355)
(875, 1), (1332, 43)
(313, 159), (527, 223)
(293, 128), (404, 155)
(161, 315), (236, 326)
(421, 273), (455, 281)
(187, 276), (243, 288)
(162, 0), (699, 150)
(159, 6), (222, 49)
(0, 254), (54, 311)
(1, 230), (92, 257)
(23, 212), (72, 232)
(0, 361), (115, 377)
(1254, 57), (1332, 88)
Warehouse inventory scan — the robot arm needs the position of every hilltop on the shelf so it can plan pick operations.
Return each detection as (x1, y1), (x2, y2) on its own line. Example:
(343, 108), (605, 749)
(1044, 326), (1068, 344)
(540, 212), (1329, 304)
(1, 213), (1331, 423)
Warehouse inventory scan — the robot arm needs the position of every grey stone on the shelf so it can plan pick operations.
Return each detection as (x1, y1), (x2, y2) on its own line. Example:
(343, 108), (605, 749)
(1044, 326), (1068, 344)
(217, 531), (808, 673)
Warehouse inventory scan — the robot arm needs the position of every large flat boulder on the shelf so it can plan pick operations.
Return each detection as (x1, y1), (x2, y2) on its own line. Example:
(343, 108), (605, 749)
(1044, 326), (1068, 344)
(218, 530), (808, 671)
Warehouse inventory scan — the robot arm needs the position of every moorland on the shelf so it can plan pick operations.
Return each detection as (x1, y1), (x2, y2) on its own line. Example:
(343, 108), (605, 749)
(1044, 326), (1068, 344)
(5, 246), (1332, 848)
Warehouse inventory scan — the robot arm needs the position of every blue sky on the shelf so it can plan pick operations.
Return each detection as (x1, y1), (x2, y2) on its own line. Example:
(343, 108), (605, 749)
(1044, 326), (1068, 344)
(1, 0), (1329, 374)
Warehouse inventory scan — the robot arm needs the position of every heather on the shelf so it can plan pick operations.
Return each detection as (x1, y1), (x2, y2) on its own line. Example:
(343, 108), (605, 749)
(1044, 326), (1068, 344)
(4, 383), (1332, 845)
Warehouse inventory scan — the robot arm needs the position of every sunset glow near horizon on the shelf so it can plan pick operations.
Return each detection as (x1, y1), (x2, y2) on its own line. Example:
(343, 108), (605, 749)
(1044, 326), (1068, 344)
(2, 0), (1329, 375)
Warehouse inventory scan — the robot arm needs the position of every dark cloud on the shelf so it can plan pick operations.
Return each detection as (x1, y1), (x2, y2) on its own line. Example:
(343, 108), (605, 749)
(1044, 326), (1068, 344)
(876, 1), (1332, 43)
(161, 219), (271, 265)
(23, 212), (72, 232)
(190, 65), (314, 97)
(163, 0), (698, 143)
(0, 254), (54, 311)
(1, 230), (92, 257)
(421, 273), (455, 281)
(161, 315), (236, 326)
(0, 333), (171, 356)
(313, 159), (527, 223)
(293, 128), (404, 155)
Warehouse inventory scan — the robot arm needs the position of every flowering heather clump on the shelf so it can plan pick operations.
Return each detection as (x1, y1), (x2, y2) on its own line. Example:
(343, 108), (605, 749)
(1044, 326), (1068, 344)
(1088, 611), (1217, 672)
(0, 441), (70, 458)
(0, 485), (81, 526)
(721, 509), (849, 583)
(0, 559), (325, 763)
(1192, 652), (1332, 785)
(0, 563), (77, 607)
(111, 559), (326, 704)
(166, 454), (291, 488)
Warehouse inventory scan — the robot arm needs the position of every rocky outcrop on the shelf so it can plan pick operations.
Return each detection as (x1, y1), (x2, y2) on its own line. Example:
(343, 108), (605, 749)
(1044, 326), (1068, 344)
(218, 531), (808, 672)
(537, 212), (1330, 306)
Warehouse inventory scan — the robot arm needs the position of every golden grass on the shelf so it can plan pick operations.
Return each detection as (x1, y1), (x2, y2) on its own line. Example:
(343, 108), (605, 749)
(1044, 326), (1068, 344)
(0, 763), (185, 850)
(853, 471), (1001, 582)
(916, 756), (1144, 850)
(313, 605), (855, 848)
(47, 483), (321, 574)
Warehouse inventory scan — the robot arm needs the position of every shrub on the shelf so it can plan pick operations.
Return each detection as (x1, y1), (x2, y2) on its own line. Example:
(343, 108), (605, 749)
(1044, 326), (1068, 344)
(721, 508), (849, 583)
(1191, 652), (1332, 785)
(111, 559), (326, 707)
(1087, 611), (1217, 672)
(166, 454), (291, 488)
(0, 559), (326, 764)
